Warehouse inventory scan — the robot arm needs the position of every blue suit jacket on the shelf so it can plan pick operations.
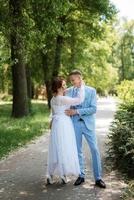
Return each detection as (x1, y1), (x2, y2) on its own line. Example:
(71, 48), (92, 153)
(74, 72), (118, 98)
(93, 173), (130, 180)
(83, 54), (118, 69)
(66, 85), (97, 131)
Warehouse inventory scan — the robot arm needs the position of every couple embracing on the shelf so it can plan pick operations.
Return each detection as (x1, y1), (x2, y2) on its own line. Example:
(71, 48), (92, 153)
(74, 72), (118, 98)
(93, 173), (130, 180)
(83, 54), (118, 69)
(46, 70), (106, 189)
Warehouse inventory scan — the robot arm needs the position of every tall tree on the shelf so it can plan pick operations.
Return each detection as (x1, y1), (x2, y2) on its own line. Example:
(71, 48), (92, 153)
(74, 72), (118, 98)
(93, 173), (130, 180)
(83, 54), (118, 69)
(9, 0), (29, 117)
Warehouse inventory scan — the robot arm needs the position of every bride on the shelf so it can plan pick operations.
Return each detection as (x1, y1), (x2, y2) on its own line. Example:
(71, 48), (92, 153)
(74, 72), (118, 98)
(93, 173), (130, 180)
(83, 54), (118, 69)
(46, 76), (85, 184)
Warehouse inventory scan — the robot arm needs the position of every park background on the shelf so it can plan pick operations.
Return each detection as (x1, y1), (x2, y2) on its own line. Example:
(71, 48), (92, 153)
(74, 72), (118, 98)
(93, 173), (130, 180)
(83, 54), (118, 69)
(0, 0), (134, 199)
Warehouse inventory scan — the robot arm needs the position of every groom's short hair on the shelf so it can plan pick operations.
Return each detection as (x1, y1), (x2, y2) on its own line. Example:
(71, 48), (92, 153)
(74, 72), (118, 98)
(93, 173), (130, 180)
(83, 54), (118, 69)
(69, 70), (82, 76)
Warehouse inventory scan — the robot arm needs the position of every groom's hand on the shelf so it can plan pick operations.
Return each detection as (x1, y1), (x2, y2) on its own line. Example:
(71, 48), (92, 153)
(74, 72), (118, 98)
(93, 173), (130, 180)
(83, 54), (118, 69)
(65, 109), (77, 116)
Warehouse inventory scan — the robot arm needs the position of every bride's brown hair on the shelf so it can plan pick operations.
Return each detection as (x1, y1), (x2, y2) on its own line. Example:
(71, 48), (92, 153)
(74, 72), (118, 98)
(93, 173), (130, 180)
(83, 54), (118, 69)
(51, 77), (65, 94)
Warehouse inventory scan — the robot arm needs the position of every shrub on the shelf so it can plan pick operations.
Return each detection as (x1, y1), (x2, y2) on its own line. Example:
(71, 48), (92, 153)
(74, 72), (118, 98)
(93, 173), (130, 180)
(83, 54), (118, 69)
(107, 103), (134, 178)
(122, 181), (134, 200)
(117, 80), (134, 105)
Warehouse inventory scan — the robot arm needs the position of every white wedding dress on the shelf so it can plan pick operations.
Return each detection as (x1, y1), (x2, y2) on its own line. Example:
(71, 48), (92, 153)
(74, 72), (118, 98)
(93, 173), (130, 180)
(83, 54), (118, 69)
(46, 85), (85, 177)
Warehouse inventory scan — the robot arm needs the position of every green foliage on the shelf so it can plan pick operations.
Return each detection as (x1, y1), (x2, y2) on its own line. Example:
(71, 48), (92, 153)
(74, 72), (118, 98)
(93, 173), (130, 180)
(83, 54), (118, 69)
(0, 0), (119, 109)
(0, 33), (11, 93)
(0, 101), (49, 159)
(107, 75), (134, 198)
(117, 80), (134, 105)
(107, 103), (134, 178)
(112, 19), (134, 81)
(122, 181), (134, 200)
(0, 0), (117, 101)
(60, 20), (119, 95)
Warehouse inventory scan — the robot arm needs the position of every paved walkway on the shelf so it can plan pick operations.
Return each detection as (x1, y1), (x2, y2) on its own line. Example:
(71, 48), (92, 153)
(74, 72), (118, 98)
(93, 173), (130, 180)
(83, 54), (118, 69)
(0, 97), (127, 200)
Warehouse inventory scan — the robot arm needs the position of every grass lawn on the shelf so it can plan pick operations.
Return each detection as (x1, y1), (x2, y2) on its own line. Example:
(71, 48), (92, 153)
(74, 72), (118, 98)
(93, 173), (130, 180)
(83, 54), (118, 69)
(0, 100), (50, 159)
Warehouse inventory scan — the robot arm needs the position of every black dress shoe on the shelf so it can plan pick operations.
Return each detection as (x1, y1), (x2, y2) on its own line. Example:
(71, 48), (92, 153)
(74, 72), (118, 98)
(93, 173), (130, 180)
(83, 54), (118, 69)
(74, 177), (85, 186)
(46, 175), (53, 185)
(46, 178), (52, 185)
(95, 179), (106, 188)
(61, 176), (67, 184)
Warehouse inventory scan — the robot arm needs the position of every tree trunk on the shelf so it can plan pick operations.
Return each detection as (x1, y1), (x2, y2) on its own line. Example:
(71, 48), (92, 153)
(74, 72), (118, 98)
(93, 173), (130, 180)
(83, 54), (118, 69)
(53, 35), (63, 77)
(45, 80), (53, 109)
(41, 52), (53, 109)
(10, 0), (29, 117)
(26, 65), (32, 98)
(41, 35), (63, 108)
(26, 65), (32, 111)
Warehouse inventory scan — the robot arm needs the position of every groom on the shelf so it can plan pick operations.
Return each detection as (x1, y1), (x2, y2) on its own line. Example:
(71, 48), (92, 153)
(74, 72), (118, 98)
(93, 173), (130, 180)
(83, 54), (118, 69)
(65, 70), (106, 188)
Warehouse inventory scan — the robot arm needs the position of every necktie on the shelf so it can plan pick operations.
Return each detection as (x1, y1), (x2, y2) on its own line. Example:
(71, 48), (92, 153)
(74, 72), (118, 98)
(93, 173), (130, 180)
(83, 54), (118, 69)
(72, 87), (78, 97)
(71, 88), (78, 109)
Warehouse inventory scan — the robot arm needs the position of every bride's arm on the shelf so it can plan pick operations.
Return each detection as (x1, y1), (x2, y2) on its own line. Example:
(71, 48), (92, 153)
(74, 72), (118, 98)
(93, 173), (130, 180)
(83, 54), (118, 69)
(64, 87), (71, 97)
(61, 84), (85, 106)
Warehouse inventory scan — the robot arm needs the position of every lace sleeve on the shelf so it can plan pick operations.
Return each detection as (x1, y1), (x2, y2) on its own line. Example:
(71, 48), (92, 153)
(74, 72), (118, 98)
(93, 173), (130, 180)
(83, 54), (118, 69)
(61, 84), (85, 106)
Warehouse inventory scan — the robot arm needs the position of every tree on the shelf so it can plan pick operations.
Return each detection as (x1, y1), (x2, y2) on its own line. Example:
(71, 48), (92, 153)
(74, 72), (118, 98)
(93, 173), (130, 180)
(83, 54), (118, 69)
(31, 0), (116, 107)
(0, 0), (118, 110)
(9, 0), (29, 117)
(112, 19), (134, 81)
